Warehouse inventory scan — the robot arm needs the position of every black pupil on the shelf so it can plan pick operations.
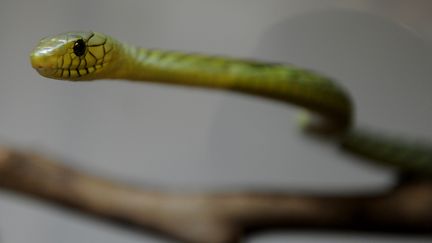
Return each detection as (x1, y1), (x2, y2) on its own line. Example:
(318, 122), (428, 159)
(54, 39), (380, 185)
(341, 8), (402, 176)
(73, 39), (86, 56)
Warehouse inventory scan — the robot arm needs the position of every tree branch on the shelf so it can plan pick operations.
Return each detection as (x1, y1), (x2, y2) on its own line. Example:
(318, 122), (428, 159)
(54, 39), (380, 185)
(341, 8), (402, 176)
(0, 147), (431, 243)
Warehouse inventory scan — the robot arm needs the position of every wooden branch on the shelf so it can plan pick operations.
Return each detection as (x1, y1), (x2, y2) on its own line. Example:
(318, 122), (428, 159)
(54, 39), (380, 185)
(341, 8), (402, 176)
(0, 147), (431, 243)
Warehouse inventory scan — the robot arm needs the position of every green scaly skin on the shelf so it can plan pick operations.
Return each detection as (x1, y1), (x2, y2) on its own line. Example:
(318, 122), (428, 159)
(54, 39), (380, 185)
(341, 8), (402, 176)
(30, 31), (432, 176)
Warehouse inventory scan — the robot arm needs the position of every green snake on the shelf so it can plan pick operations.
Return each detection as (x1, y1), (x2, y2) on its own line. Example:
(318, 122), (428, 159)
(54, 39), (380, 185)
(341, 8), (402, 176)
(30, 31), (432, 176)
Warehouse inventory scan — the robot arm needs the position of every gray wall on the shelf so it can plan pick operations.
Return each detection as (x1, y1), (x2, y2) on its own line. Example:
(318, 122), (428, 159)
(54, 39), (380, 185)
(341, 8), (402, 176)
(0, 0), (431, 242)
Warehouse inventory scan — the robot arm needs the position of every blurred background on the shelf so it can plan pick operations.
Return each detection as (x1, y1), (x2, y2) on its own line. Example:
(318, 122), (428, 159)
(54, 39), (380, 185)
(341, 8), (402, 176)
(0, 0), (431, 242)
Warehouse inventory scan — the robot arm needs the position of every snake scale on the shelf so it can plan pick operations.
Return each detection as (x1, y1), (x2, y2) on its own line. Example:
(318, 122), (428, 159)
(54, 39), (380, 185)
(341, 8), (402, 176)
(30, 31), (432, 176)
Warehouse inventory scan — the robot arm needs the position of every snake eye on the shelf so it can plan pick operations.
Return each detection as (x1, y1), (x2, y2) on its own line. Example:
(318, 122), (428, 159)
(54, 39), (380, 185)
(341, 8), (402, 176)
(73, 39), (86, 57)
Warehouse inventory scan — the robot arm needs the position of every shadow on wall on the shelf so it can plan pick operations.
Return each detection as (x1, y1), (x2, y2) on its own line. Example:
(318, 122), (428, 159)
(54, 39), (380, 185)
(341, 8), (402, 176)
(204, 9), (432, 190)
(254, 9), (431, 71)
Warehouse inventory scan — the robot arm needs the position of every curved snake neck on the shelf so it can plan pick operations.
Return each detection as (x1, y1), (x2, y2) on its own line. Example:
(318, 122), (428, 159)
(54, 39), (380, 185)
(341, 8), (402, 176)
(30, 31), (432, 176)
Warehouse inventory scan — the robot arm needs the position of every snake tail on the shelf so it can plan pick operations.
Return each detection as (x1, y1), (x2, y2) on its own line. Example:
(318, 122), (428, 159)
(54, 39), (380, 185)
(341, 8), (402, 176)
(342, 129), (432, 176)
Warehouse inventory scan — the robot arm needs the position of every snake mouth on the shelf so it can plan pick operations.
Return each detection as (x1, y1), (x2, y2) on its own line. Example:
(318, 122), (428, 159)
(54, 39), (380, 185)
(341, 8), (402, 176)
(32, 65), (98, 80)
(32, 66), (57, 78)
(51, 64), (103, 79)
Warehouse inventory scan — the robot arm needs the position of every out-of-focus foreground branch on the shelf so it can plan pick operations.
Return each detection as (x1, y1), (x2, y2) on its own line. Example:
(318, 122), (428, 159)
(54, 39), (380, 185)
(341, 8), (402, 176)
(0, 147), (431, 243)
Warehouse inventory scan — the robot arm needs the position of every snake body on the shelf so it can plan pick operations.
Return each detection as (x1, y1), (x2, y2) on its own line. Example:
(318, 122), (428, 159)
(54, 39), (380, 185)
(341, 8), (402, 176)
(30, 31), (432, 176)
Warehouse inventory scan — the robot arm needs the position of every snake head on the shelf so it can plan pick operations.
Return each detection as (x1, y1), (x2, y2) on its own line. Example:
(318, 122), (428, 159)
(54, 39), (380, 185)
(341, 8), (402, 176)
(30, 31), (115, 80)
